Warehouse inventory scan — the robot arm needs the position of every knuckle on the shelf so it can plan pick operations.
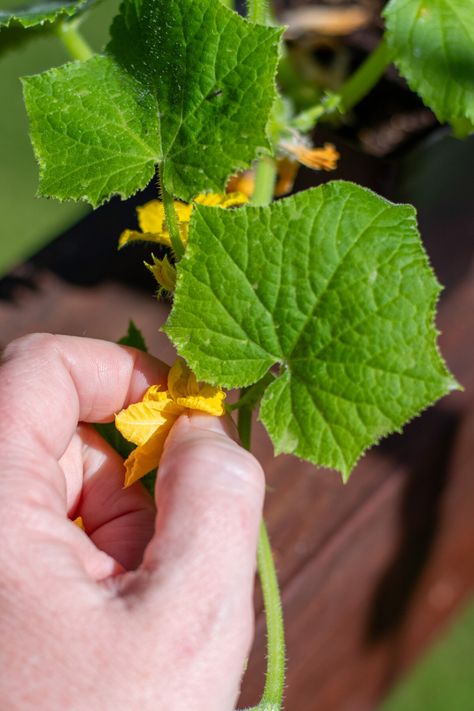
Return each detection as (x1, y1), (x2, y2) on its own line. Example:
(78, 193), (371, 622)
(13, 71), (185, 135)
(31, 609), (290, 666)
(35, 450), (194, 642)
(2, 332), (58, 364)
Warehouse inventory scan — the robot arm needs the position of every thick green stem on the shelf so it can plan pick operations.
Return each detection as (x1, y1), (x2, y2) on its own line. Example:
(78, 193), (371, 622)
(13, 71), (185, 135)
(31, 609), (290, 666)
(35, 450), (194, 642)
(238, 404), (286, 711)
(338, 36), (393, 112)
(55, 20), (93, 61)
(160, 173), (185, 260)
(247, 0), (269, 25)
(251, 156), (277, 207)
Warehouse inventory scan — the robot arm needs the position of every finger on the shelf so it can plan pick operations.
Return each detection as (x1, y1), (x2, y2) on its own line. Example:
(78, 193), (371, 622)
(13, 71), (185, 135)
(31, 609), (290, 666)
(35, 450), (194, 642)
(73, 425), (155, 571)
(0, 333), (166, 511)
(0, 333), (165, 584)
(0, 333), (168, 463)
(128, 413), (265, 708)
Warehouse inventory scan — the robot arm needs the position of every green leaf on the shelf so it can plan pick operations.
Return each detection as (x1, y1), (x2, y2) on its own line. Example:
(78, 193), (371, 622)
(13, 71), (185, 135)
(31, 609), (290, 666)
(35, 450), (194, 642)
(94, 421), (134, 460)
(22, 55), (161, 206)
(0, 0), (97, 57)
(0, 0), (94, 28)
(23, 0), (282, 206)
(118, 319), (149, 352)
(384, 0), (474, 127)
(164, 181), (458, 478)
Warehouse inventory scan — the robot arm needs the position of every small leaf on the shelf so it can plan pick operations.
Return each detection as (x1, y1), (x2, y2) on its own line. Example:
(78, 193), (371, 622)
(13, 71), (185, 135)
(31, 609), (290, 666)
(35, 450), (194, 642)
(118, 320), (149, 352)
(0, 0), (94, 29)
(384, 0), (474, 127)
(165, 181), (458, 478)
(95, 422), (134, 460)
(23, 0), (282, 206)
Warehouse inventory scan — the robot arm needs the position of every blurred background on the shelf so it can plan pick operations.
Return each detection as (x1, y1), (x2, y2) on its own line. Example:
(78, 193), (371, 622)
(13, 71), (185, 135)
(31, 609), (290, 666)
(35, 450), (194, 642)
(1, 1), (473, 709)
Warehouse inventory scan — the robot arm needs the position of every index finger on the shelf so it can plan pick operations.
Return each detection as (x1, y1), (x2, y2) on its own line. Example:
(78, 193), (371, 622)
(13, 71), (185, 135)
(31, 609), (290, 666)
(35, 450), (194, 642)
(0, 333), (168, 462)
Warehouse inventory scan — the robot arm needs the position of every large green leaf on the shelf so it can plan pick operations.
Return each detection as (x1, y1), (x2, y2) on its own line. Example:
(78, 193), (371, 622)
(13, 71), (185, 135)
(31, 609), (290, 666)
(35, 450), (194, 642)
(384, 0), (474, 127)
(164, 181), (458, 478)
(23, 55), (160, 205)
(23, 0), (282, 206)
(0, 0), (91, 28)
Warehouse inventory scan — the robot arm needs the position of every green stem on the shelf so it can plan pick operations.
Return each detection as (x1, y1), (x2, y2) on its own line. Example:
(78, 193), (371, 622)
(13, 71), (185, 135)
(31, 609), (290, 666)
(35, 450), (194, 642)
(247, 0), (269, 25)
(238, 404), (286, 711)
(227, 372), (275, 412)
(251, 156), (277, 207)
(220, 0), (234, 8)
(160, 173), (185, 260)
(291, 36), (394, 132)
(339, 36), (393, 113)
(255, 521), (286, 711)
(55, 20), (93, 61)
(237, 396), (253, 450)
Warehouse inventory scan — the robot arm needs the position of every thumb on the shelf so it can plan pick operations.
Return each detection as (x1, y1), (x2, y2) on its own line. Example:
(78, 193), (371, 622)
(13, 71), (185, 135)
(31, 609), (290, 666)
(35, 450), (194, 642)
(139, 413), (265, 707)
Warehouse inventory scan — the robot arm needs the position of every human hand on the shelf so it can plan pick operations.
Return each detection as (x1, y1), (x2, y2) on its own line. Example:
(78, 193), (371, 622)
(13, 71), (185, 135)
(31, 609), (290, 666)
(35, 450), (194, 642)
(0, 334), (264, 711)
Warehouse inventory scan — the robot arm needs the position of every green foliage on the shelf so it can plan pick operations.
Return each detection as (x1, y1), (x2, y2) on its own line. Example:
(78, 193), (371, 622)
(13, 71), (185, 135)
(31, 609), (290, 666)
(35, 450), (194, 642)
(0, 0), (100, 58)
(384, 0), (474, 128)
(22, 0), (282, 206)
(95, 420), (134, 460)
(22, 55), (160, 206)
(0, 0), (93, 29)
(118, 319), (149, 351)
(165, 181), (458, 478)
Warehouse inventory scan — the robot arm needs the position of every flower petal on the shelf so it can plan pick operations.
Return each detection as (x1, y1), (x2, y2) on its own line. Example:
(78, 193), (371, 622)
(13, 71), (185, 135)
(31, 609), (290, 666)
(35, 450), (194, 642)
(275, 157), (299, 196)
(175, 392), (226, 415)
(137, 200), (166, 233)
(115, 392), (182, 446)
(194, 192), (248, 208)
(119, 229), (172, 249)
(173, 202), (194, 223)
(168, 358), (226, 415)
(122, 420), (176, 487)
(143, 385), (169, 402)
(226, 172), (255, 199)
(281, 141), (340, 171)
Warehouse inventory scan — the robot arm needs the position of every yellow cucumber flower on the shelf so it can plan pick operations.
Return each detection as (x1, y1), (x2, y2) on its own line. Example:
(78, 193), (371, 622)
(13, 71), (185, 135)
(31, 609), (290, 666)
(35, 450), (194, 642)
(119, 192), (248, 251)
(115, 359), (226, 488)
(280, 141), (340, 171)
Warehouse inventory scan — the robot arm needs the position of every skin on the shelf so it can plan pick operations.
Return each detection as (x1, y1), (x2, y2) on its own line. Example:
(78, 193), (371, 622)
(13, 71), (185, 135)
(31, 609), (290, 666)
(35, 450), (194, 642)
(0, 333), (265, 711)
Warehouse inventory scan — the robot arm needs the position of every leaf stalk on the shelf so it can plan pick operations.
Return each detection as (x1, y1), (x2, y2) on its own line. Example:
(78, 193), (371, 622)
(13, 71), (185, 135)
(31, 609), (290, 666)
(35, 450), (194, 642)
(55, 20), (94, 61)
(247, 0), (270, 25)
(251, 156), (277, 207)
(338, 36), (393, 113)
(159, 173), (185, 260)
(292, 36), (394, 131)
